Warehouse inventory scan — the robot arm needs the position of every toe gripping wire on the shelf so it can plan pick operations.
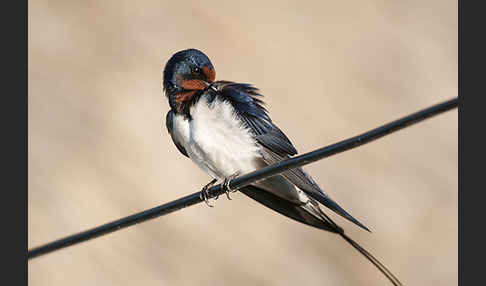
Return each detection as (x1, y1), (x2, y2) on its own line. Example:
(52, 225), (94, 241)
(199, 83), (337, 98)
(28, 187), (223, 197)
(200, 172), (240, 207)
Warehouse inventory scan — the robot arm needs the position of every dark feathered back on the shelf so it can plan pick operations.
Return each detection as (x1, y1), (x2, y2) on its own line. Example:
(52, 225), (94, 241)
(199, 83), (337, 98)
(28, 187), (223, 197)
(207, 81), (370, 232)
(208, 81), (298, 156)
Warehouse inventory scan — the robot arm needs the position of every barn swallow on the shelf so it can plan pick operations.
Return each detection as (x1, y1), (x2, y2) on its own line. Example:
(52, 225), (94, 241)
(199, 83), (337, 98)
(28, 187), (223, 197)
(163, 48), (401, 285)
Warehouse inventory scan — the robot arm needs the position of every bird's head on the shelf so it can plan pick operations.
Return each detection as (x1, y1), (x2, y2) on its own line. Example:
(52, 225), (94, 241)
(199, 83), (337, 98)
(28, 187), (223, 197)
(163, 49), (216, 112)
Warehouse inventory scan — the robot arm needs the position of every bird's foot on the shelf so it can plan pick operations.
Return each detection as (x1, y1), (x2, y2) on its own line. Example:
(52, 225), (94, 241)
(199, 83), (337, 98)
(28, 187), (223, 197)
(200, 179), (217, 207)
(223, 172), (240, 200)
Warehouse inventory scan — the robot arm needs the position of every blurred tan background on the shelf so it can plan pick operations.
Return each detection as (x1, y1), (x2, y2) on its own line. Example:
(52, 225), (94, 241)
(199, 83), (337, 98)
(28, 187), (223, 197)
(28, 0), (457, 285)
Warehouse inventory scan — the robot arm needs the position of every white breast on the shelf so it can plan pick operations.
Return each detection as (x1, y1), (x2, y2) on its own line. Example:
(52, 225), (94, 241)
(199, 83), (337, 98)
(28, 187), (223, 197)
(172, 96), (262, 179)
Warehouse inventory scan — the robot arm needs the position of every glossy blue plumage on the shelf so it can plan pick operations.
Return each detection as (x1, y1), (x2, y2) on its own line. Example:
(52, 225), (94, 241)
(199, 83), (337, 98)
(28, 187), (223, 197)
(208, 81), (298, 157)
(163, 49), (401, 286)
(205, 81), (370, 231)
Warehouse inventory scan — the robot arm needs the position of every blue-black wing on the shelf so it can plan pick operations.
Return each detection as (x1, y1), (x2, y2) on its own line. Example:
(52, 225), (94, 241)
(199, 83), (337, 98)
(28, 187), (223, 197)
(166, 86), (401, 285)
(209, 81), (297, 157)
(210, 81), (369, 231)
(166, 110), (189, 158)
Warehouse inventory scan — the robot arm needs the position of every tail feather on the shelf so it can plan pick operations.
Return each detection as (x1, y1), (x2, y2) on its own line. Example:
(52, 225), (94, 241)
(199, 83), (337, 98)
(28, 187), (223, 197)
(240, 185), (339, 233)
(240, 185), (402, 286)
(314, 206), (403, 286)
(307, 191), (371, 232)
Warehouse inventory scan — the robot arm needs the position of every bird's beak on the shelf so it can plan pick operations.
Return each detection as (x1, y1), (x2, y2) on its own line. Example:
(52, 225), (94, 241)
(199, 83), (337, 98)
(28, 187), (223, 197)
(203, 81), (216, 91)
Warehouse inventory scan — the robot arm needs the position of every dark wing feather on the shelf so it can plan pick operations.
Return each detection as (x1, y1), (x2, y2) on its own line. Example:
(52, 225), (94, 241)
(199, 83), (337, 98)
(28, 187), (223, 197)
(211, 81), (369, 231)
(168, 84), (400, 285)
(240, 185), (339, 233)
(211, 81), (297, 156)
(260, 147), (370, 232)
(166, 110), (189, 158)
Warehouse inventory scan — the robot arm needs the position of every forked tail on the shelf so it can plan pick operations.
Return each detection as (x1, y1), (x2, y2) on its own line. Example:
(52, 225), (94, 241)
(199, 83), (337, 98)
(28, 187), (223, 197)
(240, 185), (402, 285)
(315, 207), (403, 286)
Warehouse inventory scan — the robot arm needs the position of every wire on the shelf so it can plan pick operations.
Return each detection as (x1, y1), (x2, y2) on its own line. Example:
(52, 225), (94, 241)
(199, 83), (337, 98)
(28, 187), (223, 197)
(28, 97), (458, 259)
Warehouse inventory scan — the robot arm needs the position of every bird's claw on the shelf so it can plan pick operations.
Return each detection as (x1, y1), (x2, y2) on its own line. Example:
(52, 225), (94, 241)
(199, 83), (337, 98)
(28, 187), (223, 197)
(223, 172), (240, 200)
(200, 188), (214, 207)
(200, 179), (217, 207)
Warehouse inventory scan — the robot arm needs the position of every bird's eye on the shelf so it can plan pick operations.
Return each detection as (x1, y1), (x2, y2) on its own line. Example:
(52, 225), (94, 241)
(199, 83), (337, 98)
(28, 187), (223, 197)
(192, 67), (201, 73)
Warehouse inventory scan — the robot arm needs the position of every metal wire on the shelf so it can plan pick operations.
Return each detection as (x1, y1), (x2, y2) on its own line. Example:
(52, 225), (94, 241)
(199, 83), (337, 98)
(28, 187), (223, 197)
(28, 97), (458, 259)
